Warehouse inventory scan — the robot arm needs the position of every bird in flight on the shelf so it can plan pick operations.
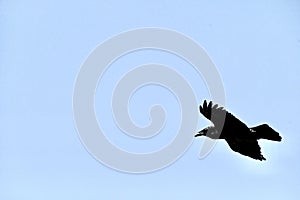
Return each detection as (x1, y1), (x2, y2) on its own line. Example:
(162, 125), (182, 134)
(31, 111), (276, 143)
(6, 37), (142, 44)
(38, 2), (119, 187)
(195, 100), (282, 161)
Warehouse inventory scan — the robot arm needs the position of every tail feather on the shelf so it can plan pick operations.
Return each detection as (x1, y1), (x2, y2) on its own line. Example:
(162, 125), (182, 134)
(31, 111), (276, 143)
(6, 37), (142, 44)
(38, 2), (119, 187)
(250, 124), (282, 141)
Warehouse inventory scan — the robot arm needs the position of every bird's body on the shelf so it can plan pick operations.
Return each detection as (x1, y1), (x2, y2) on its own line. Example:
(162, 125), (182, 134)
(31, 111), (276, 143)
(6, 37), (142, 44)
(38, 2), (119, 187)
(195, 100), (282, 161)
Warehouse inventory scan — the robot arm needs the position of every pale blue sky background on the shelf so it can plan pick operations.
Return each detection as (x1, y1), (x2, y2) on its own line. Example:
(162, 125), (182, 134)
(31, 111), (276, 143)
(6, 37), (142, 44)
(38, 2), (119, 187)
(1, 0), (300, 199)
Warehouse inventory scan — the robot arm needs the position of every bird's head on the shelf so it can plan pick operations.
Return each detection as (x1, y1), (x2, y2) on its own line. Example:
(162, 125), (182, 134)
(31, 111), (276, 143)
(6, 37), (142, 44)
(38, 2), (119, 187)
(195, 126), (219, 139)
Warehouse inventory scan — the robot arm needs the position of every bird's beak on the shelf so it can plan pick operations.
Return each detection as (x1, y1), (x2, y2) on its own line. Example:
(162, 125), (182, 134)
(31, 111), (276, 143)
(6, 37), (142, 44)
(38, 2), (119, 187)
(194, 131), (205, 137)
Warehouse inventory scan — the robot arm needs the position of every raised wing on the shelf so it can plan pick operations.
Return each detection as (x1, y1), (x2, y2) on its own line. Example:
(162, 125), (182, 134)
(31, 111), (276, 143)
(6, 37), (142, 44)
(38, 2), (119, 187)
(199, 100), (249, 134)
(225, 137), (266, 161)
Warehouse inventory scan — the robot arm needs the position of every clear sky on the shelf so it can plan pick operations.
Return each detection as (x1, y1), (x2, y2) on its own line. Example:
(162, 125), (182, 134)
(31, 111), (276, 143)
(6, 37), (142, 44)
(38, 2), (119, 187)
(1, 0), (300, 199)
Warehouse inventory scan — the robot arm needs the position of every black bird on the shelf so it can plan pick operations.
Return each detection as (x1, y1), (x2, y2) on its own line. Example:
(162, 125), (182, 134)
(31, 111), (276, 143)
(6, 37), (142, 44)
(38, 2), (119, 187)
(195, 100), (282, 161)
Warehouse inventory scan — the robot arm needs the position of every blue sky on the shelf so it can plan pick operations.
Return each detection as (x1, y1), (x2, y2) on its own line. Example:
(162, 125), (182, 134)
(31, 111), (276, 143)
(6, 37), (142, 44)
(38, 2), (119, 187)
(1, 0), (300, 199)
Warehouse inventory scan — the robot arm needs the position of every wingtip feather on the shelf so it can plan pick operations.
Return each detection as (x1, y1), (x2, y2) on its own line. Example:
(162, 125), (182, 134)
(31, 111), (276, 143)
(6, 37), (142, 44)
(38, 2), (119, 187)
(199, 105), (203, 114)
(208, 101), (212, 109)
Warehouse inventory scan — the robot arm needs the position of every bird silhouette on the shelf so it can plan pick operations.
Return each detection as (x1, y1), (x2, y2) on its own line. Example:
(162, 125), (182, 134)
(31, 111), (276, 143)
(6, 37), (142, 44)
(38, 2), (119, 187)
(195, 100), (282, 161)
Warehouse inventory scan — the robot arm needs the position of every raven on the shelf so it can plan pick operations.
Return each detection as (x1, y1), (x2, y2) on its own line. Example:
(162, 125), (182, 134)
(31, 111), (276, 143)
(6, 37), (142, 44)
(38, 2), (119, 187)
(195, 100), (282, 161)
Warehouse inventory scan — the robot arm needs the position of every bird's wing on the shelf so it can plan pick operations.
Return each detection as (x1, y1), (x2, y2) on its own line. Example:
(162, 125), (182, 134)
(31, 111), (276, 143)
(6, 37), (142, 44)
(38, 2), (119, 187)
(225, 137), (266, 161)
(199, 100), (248, 132)
(250, 124), (282, 141)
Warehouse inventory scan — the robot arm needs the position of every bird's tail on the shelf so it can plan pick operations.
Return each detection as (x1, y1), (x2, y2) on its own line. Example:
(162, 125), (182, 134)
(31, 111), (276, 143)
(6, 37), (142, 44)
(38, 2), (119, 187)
(250, 124), (282, 141)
